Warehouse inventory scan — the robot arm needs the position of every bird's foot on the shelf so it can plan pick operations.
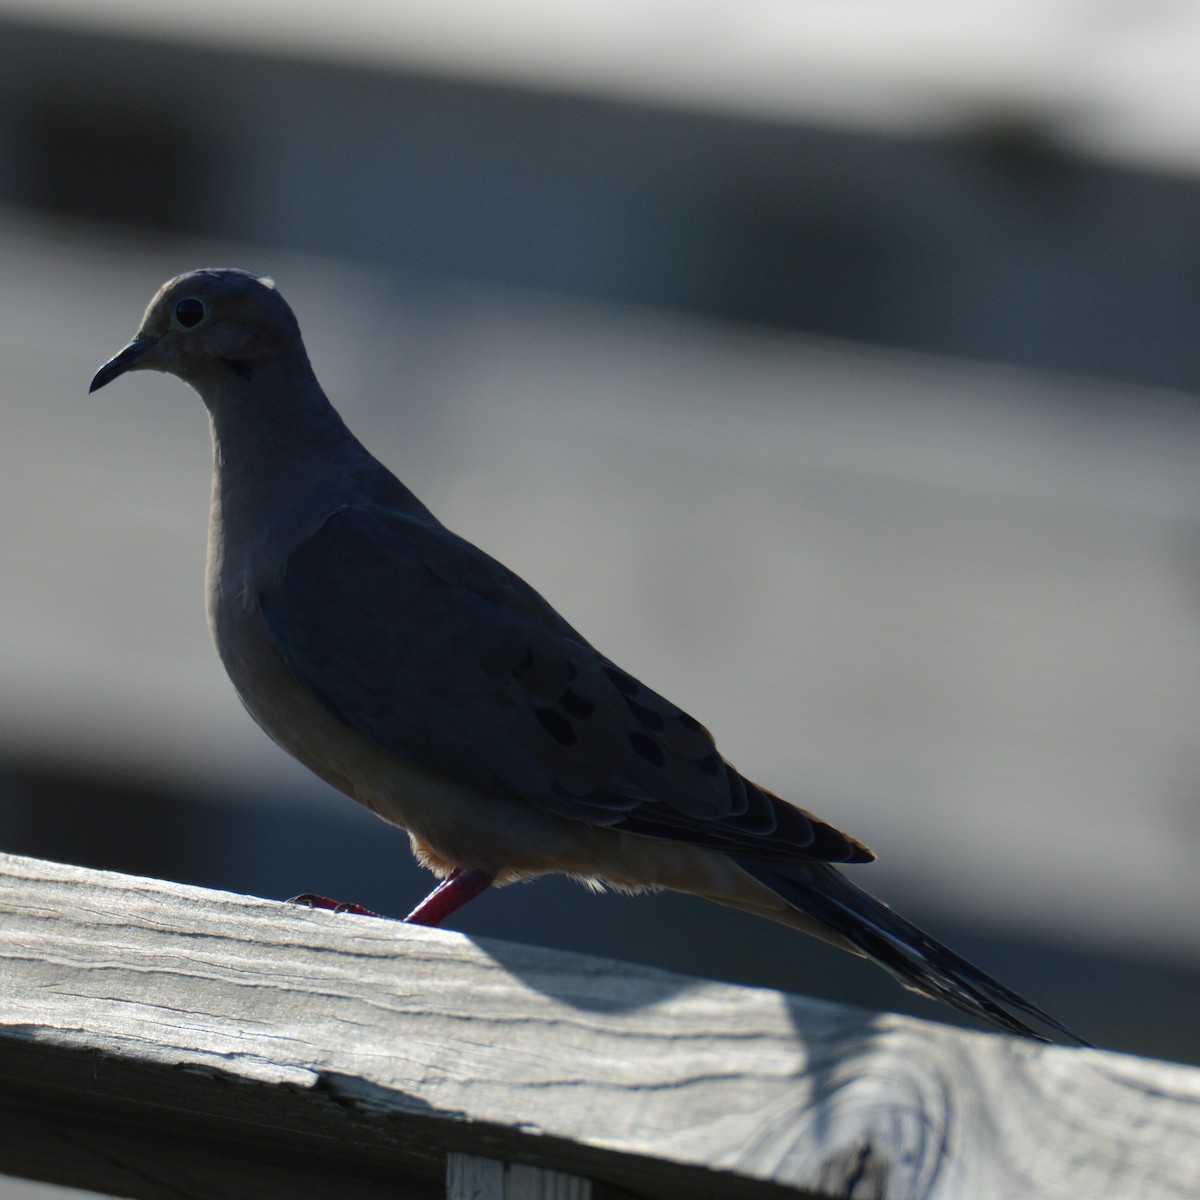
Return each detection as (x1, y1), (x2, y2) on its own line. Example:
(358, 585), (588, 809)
(286, 868), (494, 928)
(288, 893), (383, 918)
(403, 867), (494, 927)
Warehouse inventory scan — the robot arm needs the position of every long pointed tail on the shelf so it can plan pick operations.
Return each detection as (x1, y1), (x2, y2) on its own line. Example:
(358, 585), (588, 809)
(736, 857), (1090, 1044)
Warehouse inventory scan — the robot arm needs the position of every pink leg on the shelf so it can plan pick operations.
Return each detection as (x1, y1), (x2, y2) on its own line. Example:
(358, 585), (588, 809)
(403, 867), (495, 927)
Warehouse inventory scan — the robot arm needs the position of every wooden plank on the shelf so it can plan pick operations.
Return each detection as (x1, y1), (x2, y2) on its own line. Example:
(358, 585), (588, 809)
(1, 852), (1197, 1200)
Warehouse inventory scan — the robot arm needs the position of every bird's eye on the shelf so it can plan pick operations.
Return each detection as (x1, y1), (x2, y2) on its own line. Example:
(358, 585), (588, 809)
(172, 296), (209, 330)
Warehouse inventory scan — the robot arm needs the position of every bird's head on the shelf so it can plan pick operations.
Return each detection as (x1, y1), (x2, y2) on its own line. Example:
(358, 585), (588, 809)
(89, 268), (305, 395)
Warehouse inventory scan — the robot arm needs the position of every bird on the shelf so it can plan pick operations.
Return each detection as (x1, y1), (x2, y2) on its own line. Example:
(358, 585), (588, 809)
(90, 268), (1086, 1044)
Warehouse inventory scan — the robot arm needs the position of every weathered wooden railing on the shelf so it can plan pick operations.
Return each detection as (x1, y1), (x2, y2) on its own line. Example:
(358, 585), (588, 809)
(1, 852), (1197, 1199)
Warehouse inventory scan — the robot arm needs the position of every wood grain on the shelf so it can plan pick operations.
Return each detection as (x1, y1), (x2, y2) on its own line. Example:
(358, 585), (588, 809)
(1, 853), (1196, 1199)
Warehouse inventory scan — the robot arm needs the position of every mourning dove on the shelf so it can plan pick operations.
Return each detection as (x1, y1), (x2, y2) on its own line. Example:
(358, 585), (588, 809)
(91, 268), (1085, 1043)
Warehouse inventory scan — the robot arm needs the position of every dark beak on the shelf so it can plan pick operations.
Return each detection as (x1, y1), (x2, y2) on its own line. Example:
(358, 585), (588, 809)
(89, 335), (160, 393)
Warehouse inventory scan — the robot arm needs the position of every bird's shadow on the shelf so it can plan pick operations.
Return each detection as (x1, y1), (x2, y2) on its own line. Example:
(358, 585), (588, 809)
(463, 921), (920, 1191)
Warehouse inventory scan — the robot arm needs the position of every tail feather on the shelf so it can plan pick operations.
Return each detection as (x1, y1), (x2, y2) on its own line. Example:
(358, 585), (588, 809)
(737, 858), (1090, 1045)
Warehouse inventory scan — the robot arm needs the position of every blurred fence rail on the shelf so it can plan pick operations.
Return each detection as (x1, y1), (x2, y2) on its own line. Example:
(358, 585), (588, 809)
(0, 852), (1197, 1200)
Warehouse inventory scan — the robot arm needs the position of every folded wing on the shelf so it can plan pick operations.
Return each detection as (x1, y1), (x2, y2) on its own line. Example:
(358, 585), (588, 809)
(260, 504), (872, 865)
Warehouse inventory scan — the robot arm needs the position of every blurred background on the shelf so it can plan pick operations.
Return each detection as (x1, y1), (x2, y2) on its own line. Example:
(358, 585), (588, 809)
(3, 7), (1200, 1189)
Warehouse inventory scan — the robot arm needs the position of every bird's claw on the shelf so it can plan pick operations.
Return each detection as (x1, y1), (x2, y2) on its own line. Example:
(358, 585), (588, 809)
(287, 893), (383, 918)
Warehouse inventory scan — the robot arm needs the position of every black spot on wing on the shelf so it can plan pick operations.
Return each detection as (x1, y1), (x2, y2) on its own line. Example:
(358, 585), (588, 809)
(629, 730), (666, 767)
(603, 666), (640, 696)
(507, 639), (578, 700)
(558, 688), (595, 720)
(622, 694), (665, 731)
(696, 752), (722, 777)
(535, 706), (577, 746)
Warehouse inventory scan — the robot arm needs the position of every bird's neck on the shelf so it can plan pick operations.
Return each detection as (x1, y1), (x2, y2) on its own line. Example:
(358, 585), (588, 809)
(205, 362), (361, 479)
(204, 362), (377, 593)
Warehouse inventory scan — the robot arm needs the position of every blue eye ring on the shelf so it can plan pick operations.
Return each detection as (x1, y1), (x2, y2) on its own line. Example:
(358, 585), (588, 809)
(172, 295), (209, 330)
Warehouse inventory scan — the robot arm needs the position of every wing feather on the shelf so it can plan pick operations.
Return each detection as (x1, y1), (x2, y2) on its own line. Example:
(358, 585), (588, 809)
(260, 504), (871, 864)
